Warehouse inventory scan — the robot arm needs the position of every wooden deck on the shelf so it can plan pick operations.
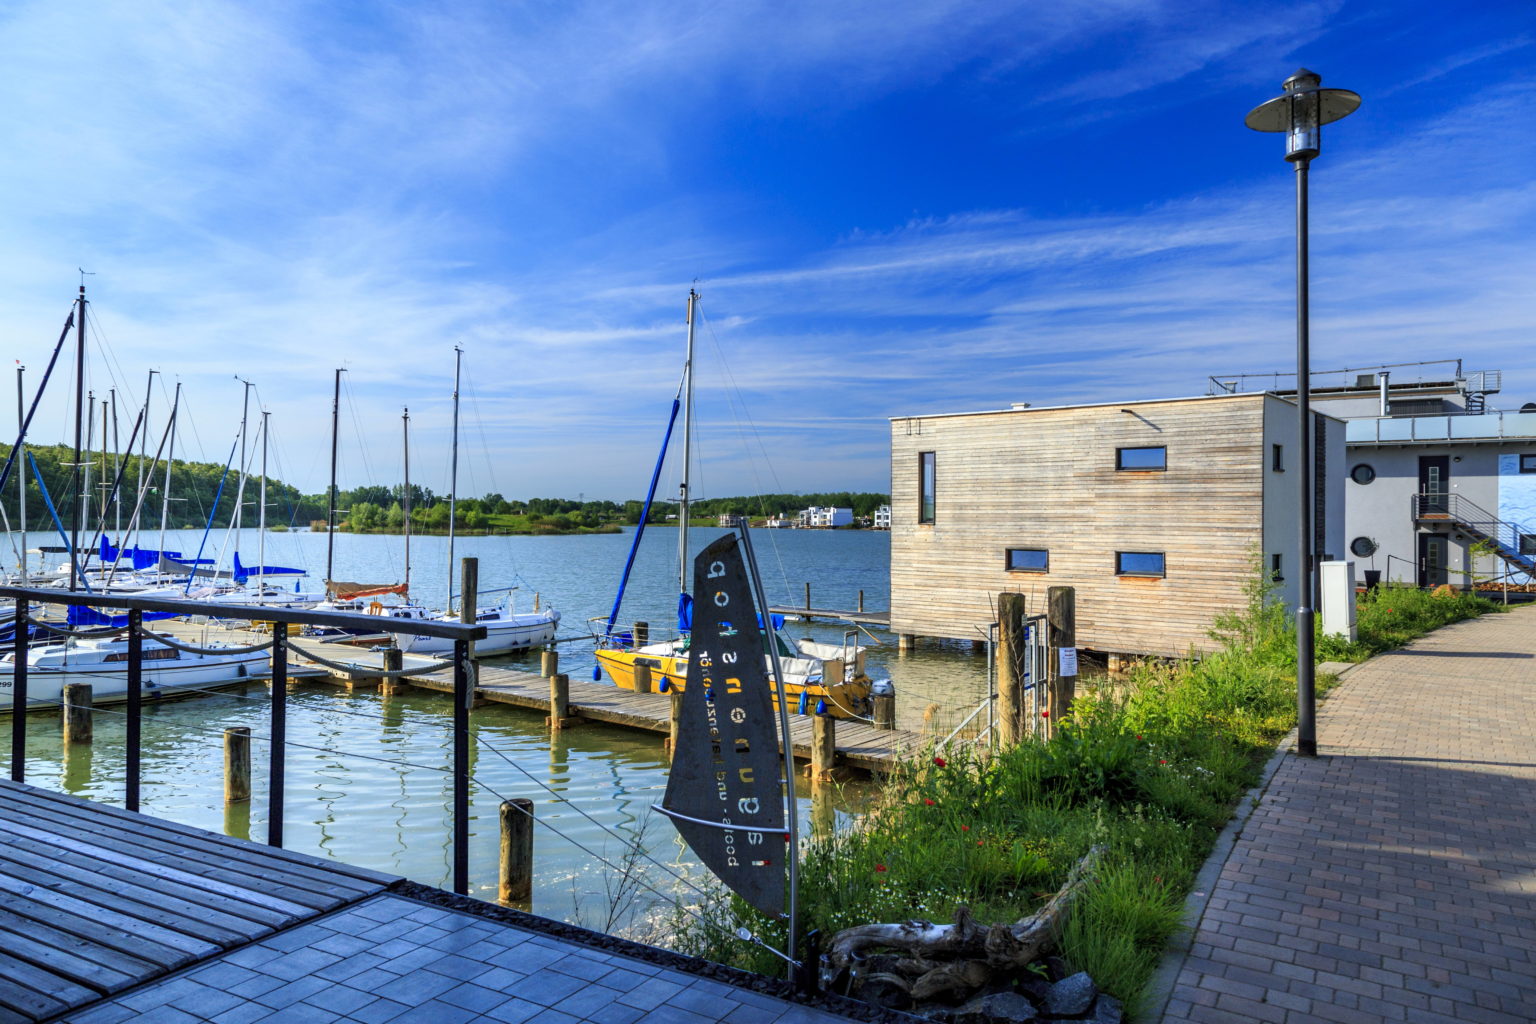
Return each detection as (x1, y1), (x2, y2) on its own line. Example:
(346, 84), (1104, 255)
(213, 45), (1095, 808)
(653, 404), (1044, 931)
(0, 780), (395, 1023)
(768, 605), (892, 627)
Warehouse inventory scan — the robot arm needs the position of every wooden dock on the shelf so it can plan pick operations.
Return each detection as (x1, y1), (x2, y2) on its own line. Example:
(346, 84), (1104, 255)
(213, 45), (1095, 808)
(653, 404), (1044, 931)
(0, 779), (394, 1022)
(768, 606), (892, 627)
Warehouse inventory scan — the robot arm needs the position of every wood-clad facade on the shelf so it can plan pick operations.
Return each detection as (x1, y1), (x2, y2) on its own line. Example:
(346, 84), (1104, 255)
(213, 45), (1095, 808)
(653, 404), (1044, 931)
(890, 393), (1344, 658)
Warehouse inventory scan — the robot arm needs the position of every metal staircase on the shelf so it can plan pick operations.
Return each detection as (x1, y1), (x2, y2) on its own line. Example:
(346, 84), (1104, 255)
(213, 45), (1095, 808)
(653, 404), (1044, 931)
(1412, 492), (1536, 578)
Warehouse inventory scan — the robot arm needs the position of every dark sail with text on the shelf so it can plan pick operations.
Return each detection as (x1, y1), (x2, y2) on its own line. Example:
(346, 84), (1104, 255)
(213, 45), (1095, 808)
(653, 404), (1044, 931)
(657, 532), (786, 917)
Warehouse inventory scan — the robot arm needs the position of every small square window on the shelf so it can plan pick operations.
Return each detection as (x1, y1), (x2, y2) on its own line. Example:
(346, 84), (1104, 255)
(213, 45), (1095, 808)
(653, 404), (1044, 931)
(1116, 446), (1166, 471)
(1270, 553), (1284, 581)
(1521, 454), (1536, 474)
(1006, 548), (1049, 572)
(1272, 443), (1284, 472)
(1521, 534), (1536, 557)
(1116, 551), (1166, 577)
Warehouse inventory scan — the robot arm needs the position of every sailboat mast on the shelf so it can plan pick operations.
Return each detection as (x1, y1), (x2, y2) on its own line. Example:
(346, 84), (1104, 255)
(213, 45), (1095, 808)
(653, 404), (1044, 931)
(110, 390), (120, 537)
(137, 369), (156, 551)
(235, 378), (253, 533)
(15, 365), (25, 581)
(69, 284), (85, 591)
(259, 411), (269, 591)
(403, 407), (411, 594)
(446, 347), (462, 611)
(325, 368), (344, 585)
(159, 384), (180, 557)
(83, 392), (94, 546)
(678, 289), (697, 598)
(101, 396), (110, 536)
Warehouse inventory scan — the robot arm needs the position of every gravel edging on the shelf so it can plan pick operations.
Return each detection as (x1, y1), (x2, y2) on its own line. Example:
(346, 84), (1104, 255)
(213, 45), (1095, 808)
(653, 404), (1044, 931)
(391, 879), (928, 1024)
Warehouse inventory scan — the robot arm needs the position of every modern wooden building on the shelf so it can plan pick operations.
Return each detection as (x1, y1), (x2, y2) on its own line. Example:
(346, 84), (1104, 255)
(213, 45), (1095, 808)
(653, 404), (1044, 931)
(889, 393), (1345, 658)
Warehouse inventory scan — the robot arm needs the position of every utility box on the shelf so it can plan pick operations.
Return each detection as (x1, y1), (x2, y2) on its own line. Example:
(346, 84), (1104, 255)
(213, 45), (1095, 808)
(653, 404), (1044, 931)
(1320, 560), (1358, 642)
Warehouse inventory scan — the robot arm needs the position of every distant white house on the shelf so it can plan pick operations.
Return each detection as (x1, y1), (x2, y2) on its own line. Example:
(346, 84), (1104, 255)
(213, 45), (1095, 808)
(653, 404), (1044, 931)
(873, 505), (892, 530)
(765, 514), (793, 529)
(798, 506), (853, 528)
(717, 513), (747, 528)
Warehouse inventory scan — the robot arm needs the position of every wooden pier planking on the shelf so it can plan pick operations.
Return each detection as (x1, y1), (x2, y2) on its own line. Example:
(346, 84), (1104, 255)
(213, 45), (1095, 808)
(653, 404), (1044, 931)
(0, 781), (397, 1023)
(768, 605), (891, 627)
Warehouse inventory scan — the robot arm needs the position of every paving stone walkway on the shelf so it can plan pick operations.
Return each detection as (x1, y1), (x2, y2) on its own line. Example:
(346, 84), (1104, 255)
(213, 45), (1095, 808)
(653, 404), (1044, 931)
(58, 894), (852, 1024)
(1160, 607), (1536, 1024)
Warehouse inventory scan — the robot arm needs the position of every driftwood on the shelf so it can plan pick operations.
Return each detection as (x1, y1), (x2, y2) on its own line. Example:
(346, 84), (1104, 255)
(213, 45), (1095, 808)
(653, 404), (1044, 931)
(827, 845), (1106, 1003)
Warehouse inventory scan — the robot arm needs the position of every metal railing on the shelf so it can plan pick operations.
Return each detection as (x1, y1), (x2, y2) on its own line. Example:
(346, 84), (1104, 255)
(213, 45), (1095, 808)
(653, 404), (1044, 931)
(1346, 408), (1536, 444)
(1410, 493), (1536, 576)
(940, 613), (1048, 748)
(2, 586), (487, 894)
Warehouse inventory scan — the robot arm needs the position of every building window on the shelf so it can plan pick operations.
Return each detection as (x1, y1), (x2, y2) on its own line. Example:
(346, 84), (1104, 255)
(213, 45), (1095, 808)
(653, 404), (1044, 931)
(1115, 551), (1166, 577)
(1116, 446), (1167, 471)
(918, 451), (935, 524)
(1350, 536), (1378, 557)
(1272, 444), (1284, 472)
(1520, 534), (1536, 557)
(1350, 463), (1376, 485)
(1006, 548), (1049, 573)
(1521, 454), (1536, 474)
(1270, 553), (1283, 581)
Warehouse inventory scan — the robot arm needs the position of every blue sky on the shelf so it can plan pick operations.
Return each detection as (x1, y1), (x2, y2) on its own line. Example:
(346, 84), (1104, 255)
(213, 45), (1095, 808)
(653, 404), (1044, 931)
(2, 0), (1532, 502)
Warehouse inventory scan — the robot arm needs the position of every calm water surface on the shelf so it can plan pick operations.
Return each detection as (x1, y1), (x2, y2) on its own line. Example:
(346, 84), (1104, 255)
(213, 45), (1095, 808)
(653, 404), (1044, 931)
(4, 525), (989, 937)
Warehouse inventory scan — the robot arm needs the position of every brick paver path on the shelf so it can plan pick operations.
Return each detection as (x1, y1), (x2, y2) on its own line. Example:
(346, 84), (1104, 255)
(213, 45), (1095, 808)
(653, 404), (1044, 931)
(1162, 608), (1536, 1024)
(59, 894), (850, 1024)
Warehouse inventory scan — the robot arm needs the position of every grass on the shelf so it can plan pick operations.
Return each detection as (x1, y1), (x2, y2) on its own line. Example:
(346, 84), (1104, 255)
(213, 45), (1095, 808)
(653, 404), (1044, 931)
(669, 575), (1500, 1017)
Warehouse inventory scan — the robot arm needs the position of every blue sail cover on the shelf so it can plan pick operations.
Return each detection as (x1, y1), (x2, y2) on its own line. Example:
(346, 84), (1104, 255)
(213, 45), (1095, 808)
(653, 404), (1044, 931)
(99, 536), (197, 571)
(233, 551), (305, 583)
(67, 605), (180, 627)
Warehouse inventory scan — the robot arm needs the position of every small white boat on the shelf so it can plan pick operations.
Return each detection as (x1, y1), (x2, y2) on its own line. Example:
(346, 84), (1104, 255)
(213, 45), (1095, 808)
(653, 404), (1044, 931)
(0, 634), (269, 710)
(384, 600), (561, 656)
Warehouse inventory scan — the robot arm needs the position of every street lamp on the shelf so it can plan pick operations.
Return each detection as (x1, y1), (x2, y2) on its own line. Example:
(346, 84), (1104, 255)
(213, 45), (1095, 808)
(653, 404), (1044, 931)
(1246, 69), (1359, 759)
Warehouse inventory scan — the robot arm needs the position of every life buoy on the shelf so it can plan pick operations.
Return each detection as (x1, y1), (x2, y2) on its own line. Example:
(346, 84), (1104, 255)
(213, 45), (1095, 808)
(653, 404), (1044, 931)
(368, 601), (384, 615)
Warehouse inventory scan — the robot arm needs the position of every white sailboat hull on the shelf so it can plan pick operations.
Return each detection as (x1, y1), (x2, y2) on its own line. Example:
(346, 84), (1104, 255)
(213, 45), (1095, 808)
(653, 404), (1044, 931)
(395, 609), (561, 656)
(0, 636), (269, 710)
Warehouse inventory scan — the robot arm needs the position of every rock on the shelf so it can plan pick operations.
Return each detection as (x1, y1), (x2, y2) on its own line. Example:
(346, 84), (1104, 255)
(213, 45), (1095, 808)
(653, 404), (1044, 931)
(1043, 972), (1098, 1018)
(1043, 956), (1069, 982)
(859, 972), (913, 1010)
(1014, 975), (1052, 1004)
(1084, 995), (1124, 1023)
(951, 991), (1040, 1024)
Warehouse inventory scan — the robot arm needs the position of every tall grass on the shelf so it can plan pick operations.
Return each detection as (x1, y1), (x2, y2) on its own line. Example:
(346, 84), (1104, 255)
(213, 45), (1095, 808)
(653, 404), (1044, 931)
(670, 576), (1498, 1016)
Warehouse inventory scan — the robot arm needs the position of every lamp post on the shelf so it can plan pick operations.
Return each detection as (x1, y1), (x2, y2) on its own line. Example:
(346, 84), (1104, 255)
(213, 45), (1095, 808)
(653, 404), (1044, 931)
(1246, 69), (1359, 758)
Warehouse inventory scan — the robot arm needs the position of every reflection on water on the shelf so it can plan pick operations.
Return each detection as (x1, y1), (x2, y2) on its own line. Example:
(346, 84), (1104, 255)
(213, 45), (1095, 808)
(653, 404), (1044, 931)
(2, 679), (873, 939)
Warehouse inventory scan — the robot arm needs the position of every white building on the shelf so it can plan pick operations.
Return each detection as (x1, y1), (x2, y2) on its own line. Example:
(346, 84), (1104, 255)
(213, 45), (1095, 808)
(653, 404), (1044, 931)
(799, 506), (853, 528)
(873, 505), (892, 530)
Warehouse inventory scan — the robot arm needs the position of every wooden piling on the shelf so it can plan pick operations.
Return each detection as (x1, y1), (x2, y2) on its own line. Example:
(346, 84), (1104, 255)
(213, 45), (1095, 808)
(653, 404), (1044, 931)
(547, 673), (574, 730)
(804, 582), (811, 609)
(633, 621), (649, 647)
(634, 662), (652, 695)
(380, 647), (410, 695)
(62, 683), (92, 745)
(667, 690), (683, 757)
(898, 633), (914, 654)
(996, 591), (1027, 746)
(541, 649), (558, 679)
(460, 557), (479, 666)
(224, 727), (252, 803)
(858, 590), (864, 613)
(872, 691), (896, 731)
(810, 714), (835, 781)
(498, 798), (534, 904)
(1047, 586), (1077, 740)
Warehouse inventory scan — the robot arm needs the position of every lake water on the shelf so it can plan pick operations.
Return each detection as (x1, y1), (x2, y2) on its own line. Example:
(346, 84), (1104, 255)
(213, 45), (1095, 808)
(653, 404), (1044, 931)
(3, 525), (989, 937)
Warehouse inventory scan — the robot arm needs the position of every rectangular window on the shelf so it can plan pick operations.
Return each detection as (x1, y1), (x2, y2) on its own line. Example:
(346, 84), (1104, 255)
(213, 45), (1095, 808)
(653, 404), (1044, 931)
(1272, 443), (1284, 472)
(1521, 534), (1536, 557)
(918, 451), (935, 523)
(1006, 548), (1049, 572)
(1521, 454), (1536, 474)
(1116, 446), (1167, 471)
(1270, 553), (1284, 581)
(1116, 551), (1166, 577)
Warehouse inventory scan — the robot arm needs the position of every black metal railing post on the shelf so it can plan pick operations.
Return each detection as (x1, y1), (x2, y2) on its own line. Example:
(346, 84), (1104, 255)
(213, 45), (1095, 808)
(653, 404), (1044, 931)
(9, 598), (27, 781)
(126, 609), (142, 811)
(453, 637), (470, 895)
(268, 626), (287, 848)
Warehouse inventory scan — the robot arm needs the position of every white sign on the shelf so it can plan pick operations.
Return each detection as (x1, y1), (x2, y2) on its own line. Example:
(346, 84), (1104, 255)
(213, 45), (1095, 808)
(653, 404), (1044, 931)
(1058, 646), (1078, 676)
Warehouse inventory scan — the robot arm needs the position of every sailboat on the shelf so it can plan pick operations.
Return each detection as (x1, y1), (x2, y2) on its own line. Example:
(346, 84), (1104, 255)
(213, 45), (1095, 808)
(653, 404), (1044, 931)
(386, 349), (560, 656)
(591, 290), (877, 719)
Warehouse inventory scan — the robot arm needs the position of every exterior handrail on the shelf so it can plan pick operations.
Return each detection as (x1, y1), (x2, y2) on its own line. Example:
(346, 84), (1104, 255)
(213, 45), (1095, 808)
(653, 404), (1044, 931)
(1411, 493), (1535, 572)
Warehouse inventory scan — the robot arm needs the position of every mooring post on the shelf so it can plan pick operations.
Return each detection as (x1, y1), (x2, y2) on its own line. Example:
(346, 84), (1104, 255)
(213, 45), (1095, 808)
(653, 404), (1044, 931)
(667, 690), (684, 758)
(548, 672), (571, 730)
(540, 649), (558, 679)
(633, 621), (649, 647)
(1047, 586), (1077, 740)
(996, 591), (1026, 745)
(499, 798), (534, 904)
(872, 690), (896, 730)
(810, 714), (835, 781)
(62, 683), (93, 745)
(804, 581), (811, 609)
(898, 633), (913, 655)
(460, 556), (480, 669)
(858, 589), (864, 613)
(380, 646), (409, 695)
(10, 598), (28, 783)
(634, 661), (652, 695)
(224, 726), (251, 803)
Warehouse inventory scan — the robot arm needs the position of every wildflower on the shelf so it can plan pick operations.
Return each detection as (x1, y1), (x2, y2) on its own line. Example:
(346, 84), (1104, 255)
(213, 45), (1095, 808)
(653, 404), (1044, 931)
(1153, 875), (1163, 884)
(875, 864), (887, 873)
(976, 840), (984, 846)
(961, 825), (970, 832)
(1159, 759), (1167, 765)
(1041, 710), (1050, 719)
(923, 798), (935, 806)
(1136, 735), (1142, 741)
(933, 756), (947, 767)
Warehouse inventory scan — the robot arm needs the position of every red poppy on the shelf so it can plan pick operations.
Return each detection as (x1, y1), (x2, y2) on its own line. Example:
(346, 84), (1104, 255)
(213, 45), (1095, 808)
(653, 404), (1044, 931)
(1041, 710), (1050, 719)
(783, 834), (791, 842)
(961, 825), (970, 831)
(1159, 759), (1167, 765)
(875, 864), (887, 872)
(923, 798), (935, 806)
(933, 756), (947, 767)
(976, 840), (984, 846)
(1136, 735), (1142, 741)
